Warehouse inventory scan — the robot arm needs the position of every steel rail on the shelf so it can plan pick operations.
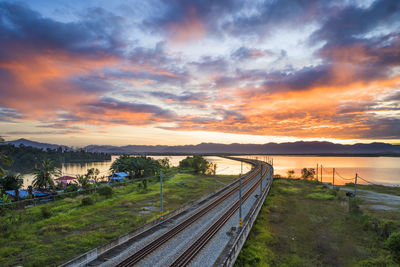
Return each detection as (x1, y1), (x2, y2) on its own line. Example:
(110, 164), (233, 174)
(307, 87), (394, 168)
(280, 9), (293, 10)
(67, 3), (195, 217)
(171, 163), (270, 267)
(116, 160), (262, 267)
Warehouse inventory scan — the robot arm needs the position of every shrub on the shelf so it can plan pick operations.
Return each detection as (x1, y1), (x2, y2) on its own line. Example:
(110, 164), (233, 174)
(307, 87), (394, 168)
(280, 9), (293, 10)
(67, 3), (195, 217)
(379, 220), (394, 239)
(178, 155), (213, 174)
(81, 197), (94, 206)
(328, 188), (339, 196)
(301, 168), (316, 180)
(98, 185), (113, 197)
(65, 184), (79, 192)
(385, 232), (400, 262)
(350, 197), (362, 214)
(41, 206), (52, 218)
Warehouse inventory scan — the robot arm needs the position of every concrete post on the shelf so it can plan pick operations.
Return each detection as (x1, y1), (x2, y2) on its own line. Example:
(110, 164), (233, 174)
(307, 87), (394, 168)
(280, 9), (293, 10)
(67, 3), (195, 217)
(214, 164), (217, 192)
(239, 174), (242, 229)
(160, 171), (163, 220)
(354, 173), (358, 197)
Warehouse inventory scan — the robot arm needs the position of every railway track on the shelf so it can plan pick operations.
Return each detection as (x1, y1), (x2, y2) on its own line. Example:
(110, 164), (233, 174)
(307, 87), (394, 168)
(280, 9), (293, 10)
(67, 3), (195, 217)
(116, 159), (263, 267)
(171, 163), (270, 266)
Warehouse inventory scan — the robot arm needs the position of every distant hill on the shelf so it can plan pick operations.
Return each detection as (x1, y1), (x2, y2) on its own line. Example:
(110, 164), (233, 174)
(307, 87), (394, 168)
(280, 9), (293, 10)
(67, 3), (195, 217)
(84, 141), (400, 155)
(4, 138), (70, 151)
(3, 139), (399, 155)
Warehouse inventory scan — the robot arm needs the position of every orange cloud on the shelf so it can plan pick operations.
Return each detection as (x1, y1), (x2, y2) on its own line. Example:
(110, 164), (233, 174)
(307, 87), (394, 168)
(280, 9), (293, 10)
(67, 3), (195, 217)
(166, 6), (206, 43)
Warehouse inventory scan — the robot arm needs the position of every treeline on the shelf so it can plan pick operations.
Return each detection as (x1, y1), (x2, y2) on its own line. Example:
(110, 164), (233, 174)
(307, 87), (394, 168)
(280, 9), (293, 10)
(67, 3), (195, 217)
(0, 144), (111, 173)
(111, 155), (214, 177)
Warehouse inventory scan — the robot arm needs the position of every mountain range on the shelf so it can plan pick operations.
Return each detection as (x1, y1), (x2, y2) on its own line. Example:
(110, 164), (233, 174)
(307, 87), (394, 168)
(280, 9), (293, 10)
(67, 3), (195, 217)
(3, 138), (70, 151)
(3, 138), (398, 155)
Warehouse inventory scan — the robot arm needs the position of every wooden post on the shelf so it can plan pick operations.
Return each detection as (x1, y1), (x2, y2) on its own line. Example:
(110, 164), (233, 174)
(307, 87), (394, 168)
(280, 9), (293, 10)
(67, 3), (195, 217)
(316, 164), (318, 181)
(333, 168), (335, 188)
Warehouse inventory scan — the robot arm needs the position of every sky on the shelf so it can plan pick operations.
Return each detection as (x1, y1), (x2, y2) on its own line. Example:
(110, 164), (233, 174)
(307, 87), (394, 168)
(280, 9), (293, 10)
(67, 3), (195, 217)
(0, 0), (399, 146)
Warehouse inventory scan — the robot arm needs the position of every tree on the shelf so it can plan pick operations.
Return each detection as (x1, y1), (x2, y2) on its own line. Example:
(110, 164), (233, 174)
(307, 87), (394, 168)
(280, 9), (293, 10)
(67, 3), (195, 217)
(157, 157), (171, 169)
(0, 137), (12, 177)
(0, 173), (23, 199)
(385, 232), (400, 263)
(76, 174), (90, 189)
(110, 155), (161, 178)
(301, 168), (316, 180)
(287, 170), (295, 178)
(32, 159), (61, 189)
(179, 156), (213, 174)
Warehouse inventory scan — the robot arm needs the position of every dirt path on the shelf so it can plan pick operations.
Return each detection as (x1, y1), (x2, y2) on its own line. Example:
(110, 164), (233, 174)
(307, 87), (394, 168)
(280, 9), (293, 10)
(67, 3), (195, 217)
(342, 187), (400, 211)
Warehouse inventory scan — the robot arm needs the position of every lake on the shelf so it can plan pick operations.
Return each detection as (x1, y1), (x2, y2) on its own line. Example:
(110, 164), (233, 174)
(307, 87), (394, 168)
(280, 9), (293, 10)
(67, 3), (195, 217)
(21, 155), (400, 187)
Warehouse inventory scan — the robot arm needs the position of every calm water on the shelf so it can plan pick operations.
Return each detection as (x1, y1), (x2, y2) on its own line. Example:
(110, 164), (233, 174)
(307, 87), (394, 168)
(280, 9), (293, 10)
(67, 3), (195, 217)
(21, 155), (400, 187)
(238, 155), (400, 186)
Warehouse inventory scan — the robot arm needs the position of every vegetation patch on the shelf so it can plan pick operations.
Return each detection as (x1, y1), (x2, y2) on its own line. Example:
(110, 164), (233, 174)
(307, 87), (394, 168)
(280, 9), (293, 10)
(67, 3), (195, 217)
(0, 170), (236, 266)
(236, 178), (400, 266)
(277, 186), (301, 194)
(307, 192), (335, 200)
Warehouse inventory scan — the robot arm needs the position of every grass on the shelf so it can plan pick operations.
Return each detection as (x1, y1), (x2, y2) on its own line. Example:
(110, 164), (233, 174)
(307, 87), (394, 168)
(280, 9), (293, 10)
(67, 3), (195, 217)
(0, 172), (237, 267)
(236, 178), (400, 266)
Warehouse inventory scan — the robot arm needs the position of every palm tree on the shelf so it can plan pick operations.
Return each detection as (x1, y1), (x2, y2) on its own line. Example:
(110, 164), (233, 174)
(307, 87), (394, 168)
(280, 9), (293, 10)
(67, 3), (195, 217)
(0, 173), (23, 200)
(0, 136), (12, 177)
(32, 159), (61, 189)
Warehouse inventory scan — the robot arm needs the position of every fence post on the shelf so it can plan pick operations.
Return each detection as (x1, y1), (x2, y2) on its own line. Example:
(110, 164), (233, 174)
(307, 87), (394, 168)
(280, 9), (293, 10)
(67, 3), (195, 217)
(354, 173), (358, 197)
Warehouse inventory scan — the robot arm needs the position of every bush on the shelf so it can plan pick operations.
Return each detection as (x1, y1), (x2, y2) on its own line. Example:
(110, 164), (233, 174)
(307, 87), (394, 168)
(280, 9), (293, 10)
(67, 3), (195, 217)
(385, 232), (400, 262)
(301, 168), (316, 180)
(379, 220), (394, 239)
(98, 185), (113, 197)
(65, 184), (79, 192)
(41, 206), (52, 218)
(81, 197), (94, 206)
(178, 155), (213, 174)
(328, 188), (339, 196)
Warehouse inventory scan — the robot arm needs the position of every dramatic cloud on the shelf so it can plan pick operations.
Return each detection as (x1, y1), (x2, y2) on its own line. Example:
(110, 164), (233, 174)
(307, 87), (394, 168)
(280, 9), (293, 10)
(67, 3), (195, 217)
(1, 0), (400, 144)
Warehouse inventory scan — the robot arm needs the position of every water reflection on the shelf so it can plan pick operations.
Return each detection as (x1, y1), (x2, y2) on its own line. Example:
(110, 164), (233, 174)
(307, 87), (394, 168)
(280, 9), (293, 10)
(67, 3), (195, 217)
(20, 155), (400, 187)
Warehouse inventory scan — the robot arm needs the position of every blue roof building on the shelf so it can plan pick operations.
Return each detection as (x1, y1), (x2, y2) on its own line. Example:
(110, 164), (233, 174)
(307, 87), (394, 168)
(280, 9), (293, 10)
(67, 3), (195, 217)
(108, 172), (130, 183)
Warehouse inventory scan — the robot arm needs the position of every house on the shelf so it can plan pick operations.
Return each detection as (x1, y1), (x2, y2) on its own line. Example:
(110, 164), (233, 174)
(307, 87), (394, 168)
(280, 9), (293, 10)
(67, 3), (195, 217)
(108, 172), (130, 183)
(4, 189), (50, 200)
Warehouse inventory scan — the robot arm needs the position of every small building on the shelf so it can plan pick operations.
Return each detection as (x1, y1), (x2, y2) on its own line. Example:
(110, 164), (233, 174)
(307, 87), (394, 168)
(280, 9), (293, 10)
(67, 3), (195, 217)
(4, 189), (50, 200)
(108, 172), (130, 183)
(54, 176), (77, 188)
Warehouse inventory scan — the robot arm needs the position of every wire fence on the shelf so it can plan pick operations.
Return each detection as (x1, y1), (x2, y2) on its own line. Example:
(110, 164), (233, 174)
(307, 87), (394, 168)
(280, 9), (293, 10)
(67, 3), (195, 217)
(316, 164), (382, 186)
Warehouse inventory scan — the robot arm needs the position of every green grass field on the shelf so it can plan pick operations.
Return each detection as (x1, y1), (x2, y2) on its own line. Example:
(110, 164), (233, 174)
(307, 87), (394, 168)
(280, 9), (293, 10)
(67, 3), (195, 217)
(236, 179), (400, 266)
(0, 172), (236, 266)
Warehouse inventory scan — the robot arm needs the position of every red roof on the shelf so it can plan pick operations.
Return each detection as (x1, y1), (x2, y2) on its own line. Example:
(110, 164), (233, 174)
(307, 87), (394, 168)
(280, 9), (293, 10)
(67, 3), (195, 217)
(54, 176), (76, 181)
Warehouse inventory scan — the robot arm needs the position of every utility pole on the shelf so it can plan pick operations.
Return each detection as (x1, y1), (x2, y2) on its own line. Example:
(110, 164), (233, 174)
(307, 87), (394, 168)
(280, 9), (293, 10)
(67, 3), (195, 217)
(354, 173), (358, 197)
(239, 162), (243, 229)
(333, 168), (335, 188)
(260, 167), (262, 194)
(239, 174), (242, 229)
(214, 164), (217, 192)
(316, 164), (318, 181)
(160, 171), (163, 220)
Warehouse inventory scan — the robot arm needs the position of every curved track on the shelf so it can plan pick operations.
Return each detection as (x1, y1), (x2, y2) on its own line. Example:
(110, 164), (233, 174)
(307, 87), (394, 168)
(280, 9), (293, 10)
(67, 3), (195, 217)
(116, 158), (263, 267)
(171, 163), (269, 266)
